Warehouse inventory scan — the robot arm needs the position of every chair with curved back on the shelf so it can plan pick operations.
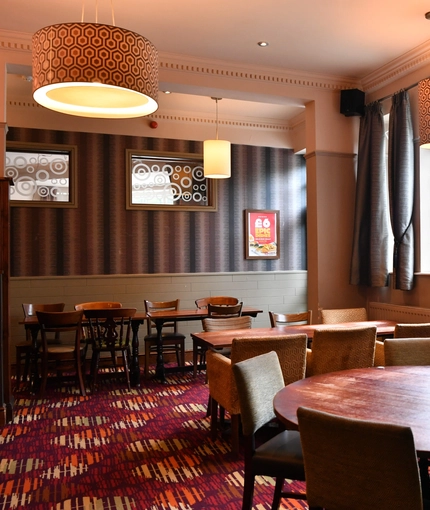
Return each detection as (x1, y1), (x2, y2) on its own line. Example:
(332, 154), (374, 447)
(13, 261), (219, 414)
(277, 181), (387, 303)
(207, 333), (308, 455)
(232, 351), (306, 510)
(143, 299), (186, 379)
(269, 310), (312, 327)
(36, 309), (86, 398)
(384, 338), (430, 366)
(306, 325), (377, 377)
(83, 308), (136, 391)
(74, 301), (122, 361)
(16, 302), (65, 385)
(207, 302), (243, 318)
(195, 296), (239, 310)
(320, 307), (368, 324)
(394, 323), (430, 338)
(297, 406), (425, 510)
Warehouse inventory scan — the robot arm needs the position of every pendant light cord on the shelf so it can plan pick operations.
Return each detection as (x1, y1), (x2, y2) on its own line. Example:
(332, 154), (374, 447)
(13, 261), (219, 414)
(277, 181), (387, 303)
(81, 0), (116, 25)
(215, 98), (219, 140)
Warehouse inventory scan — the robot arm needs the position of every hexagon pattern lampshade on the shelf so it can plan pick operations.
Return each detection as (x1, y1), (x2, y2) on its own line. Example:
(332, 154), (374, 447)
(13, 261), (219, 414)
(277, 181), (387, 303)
(32, 22), (159, 119)
(419, 78), (430, 148)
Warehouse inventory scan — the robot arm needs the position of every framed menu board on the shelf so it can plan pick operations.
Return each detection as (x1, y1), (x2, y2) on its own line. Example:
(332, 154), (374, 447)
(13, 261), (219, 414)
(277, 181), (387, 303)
(245, 209), (280, 260)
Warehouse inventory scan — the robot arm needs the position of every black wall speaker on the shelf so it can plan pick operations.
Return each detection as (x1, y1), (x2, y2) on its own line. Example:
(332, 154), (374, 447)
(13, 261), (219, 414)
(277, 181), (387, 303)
(340, 89), (365, 117)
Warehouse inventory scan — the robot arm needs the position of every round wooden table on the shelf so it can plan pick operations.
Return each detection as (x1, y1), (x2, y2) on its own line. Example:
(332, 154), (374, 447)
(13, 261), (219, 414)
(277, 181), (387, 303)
(274, 365), (430, 456)
(274, 365), (430, 498)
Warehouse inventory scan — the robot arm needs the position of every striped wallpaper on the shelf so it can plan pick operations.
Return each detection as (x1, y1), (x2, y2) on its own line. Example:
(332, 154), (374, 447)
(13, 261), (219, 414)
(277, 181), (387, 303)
(7, 128), (306, 276)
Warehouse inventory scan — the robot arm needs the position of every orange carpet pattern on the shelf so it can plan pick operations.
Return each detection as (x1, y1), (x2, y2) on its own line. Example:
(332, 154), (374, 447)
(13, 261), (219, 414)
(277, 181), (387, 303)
(1, 371), (308, 509)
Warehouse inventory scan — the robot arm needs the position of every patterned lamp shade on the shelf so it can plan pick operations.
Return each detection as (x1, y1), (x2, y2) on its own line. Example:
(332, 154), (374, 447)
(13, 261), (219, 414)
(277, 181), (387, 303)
(419, 78), (430, 148)
(32, 23), (158, 119)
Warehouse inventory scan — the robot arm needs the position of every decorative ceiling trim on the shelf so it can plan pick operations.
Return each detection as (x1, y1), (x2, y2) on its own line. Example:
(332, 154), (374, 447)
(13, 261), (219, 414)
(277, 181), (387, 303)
(362, 39), (430, 93)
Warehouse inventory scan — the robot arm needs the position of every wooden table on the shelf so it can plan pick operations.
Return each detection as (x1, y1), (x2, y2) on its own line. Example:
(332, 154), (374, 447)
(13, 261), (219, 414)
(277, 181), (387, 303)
(273, 365), (430, 497)
(20, 306), (262, 389)
(190, 320), (396, 376)
(146, 306), (262, 381)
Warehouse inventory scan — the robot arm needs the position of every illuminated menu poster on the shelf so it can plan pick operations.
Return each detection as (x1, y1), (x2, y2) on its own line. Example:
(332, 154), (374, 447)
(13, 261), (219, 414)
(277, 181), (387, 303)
(245, 209), (280, 259)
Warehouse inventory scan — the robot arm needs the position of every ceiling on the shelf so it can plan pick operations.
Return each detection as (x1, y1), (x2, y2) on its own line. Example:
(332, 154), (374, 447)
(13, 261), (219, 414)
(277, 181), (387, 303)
(4, 0), (430, 121)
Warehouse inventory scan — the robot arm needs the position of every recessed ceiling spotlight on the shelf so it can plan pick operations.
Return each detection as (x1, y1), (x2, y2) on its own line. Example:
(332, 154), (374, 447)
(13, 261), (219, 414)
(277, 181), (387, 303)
(257, 41), (269, 47)
(163, 90), (171, 94)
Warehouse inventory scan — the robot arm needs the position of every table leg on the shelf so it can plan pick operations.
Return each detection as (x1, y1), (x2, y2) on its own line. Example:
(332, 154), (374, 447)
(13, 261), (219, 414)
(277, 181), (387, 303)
(27, 325), (40, 394)
(154, 320), (166, 382)
(130, 319), (143, 387)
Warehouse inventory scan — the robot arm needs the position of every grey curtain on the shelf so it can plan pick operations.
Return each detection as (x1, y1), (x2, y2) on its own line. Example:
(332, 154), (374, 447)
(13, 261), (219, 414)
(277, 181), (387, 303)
(350, 101), (390, 286)
(388, 90), (414, 290)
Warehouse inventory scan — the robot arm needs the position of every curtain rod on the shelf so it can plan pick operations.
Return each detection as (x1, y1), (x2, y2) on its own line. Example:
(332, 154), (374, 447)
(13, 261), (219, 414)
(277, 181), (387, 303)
(376, 81), (419, 103)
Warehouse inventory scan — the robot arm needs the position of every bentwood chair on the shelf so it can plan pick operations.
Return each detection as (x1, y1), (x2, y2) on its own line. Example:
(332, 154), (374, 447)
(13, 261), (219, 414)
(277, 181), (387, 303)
(306, 325), (376, 377)
(84, 308), (136, 391)
(297, 406), (425, 510)
(269, 310), (312, 327)
(207, 334), (307, 455)
(36, 310), (86, 398)
(233, 351), (306, 510)
(143, 300), (186, 379)
(74, 301), (122, 361)
(320, 307), (368, 324)
(16, 302), (65, 385)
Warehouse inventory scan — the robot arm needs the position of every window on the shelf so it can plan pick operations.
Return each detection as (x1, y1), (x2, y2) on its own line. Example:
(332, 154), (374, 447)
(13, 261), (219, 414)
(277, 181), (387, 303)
(5, 142), (77, 208)
(126, 150), (217, 211)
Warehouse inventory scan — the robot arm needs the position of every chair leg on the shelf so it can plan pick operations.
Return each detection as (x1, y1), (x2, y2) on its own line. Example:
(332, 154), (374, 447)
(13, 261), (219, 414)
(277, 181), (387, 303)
(210, 397), (218, 441)
(271, 477), (284, 510)
(241, 469), (256, 510)
(231, 414), (240, 455)
(179, 340), (185, 367)
(144, 341), (150, 379)
(123, 350), (131, 391)
(75, 352), (86, 397)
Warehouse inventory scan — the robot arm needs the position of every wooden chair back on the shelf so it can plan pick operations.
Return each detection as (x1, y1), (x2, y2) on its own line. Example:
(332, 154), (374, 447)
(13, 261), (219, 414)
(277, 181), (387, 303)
(83, 308), (136, 350)
(195, 296), (239, 309)
(74, 301), (122, 311)
(207, 302), (243, 318)
(202, 315), (252, 332)
(144, 299), (180, 335)
(297, 406), (423, 510)
(321, 307), (367, 324)
(23, 302), (65, 342)
(269, 310), (312, 327)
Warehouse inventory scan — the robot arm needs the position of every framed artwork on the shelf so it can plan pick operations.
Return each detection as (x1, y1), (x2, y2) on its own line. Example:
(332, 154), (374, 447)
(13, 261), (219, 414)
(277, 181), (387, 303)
(245, 209), (280, 259)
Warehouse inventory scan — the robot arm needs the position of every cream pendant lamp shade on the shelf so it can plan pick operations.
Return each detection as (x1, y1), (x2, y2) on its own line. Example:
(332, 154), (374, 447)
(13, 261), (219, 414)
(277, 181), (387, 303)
(419, 78), (430, 148)
(32, 22), (158, 119)
(204, 98), (231, 178)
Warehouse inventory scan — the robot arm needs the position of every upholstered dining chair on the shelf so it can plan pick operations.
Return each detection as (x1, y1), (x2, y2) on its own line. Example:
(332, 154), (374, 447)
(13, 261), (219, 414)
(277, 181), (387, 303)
(384, 338), (430, 366)
(269, 310), (312, 327)
(36, 309), (86, 398)
(83, 308), (136, 391)
(394, 323), (430, 338)
(320, 307), (368, 324)
(207, 333), (308, 455)
(297, 406), (425, 510)
(143, 299), (186, 379)
(306, 325), (377, 377)
(16, 302), (65, 385)
(233, 351), (306, 510)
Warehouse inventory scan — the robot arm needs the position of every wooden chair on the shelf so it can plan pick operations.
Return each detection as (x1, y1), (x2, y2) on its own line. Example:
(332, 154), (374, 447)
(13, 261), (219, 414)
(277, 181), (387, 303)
(36, 310), (86, 398)
(269, 310), (312, 327)
(297, 406), (424, 510)
(306, 325), (377, 377)
(143, 300), (186, 379)
(83, 308), (136, 391)
(16, 302), (65, 385)
(207, 302), (243, 318)
(207, 333), (307, 455)
(320, 307), (367, 324)
(232, 351), (306, 510)
(74, 301), (122, 360)
(384, 338), (430, 366)
(195, 296), (239, 310)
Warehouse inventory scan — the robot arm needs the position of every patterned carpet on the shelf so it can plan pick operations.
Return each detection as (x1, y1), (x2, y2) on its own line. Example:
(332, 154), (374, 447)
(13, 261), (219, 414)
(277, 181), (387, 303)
(1, 369), (308, 510)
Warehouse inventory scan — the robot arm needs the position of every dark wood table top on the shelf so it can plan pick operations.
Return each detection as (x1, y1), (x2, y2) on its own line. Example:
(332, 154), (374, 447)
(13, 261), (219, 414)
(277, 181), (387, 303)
(190, 320), (397, 349)
(273, 365), (430, 456)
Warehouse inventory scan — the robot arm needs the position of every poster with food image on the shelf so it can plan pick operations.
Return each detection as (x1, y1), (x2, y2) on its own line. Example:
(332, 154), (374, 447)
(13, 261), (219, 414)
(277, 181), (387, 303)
(245, 209), (280, 259)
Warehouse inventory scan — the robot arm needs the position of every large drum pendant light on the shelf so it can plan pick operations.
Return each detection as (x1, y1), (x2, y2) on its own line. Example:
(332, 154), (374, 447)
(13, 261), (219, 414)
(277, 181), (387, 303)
(32, 21), (158, 119)
(419, 78), (430, 148)
(204, 98), (231, 178)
